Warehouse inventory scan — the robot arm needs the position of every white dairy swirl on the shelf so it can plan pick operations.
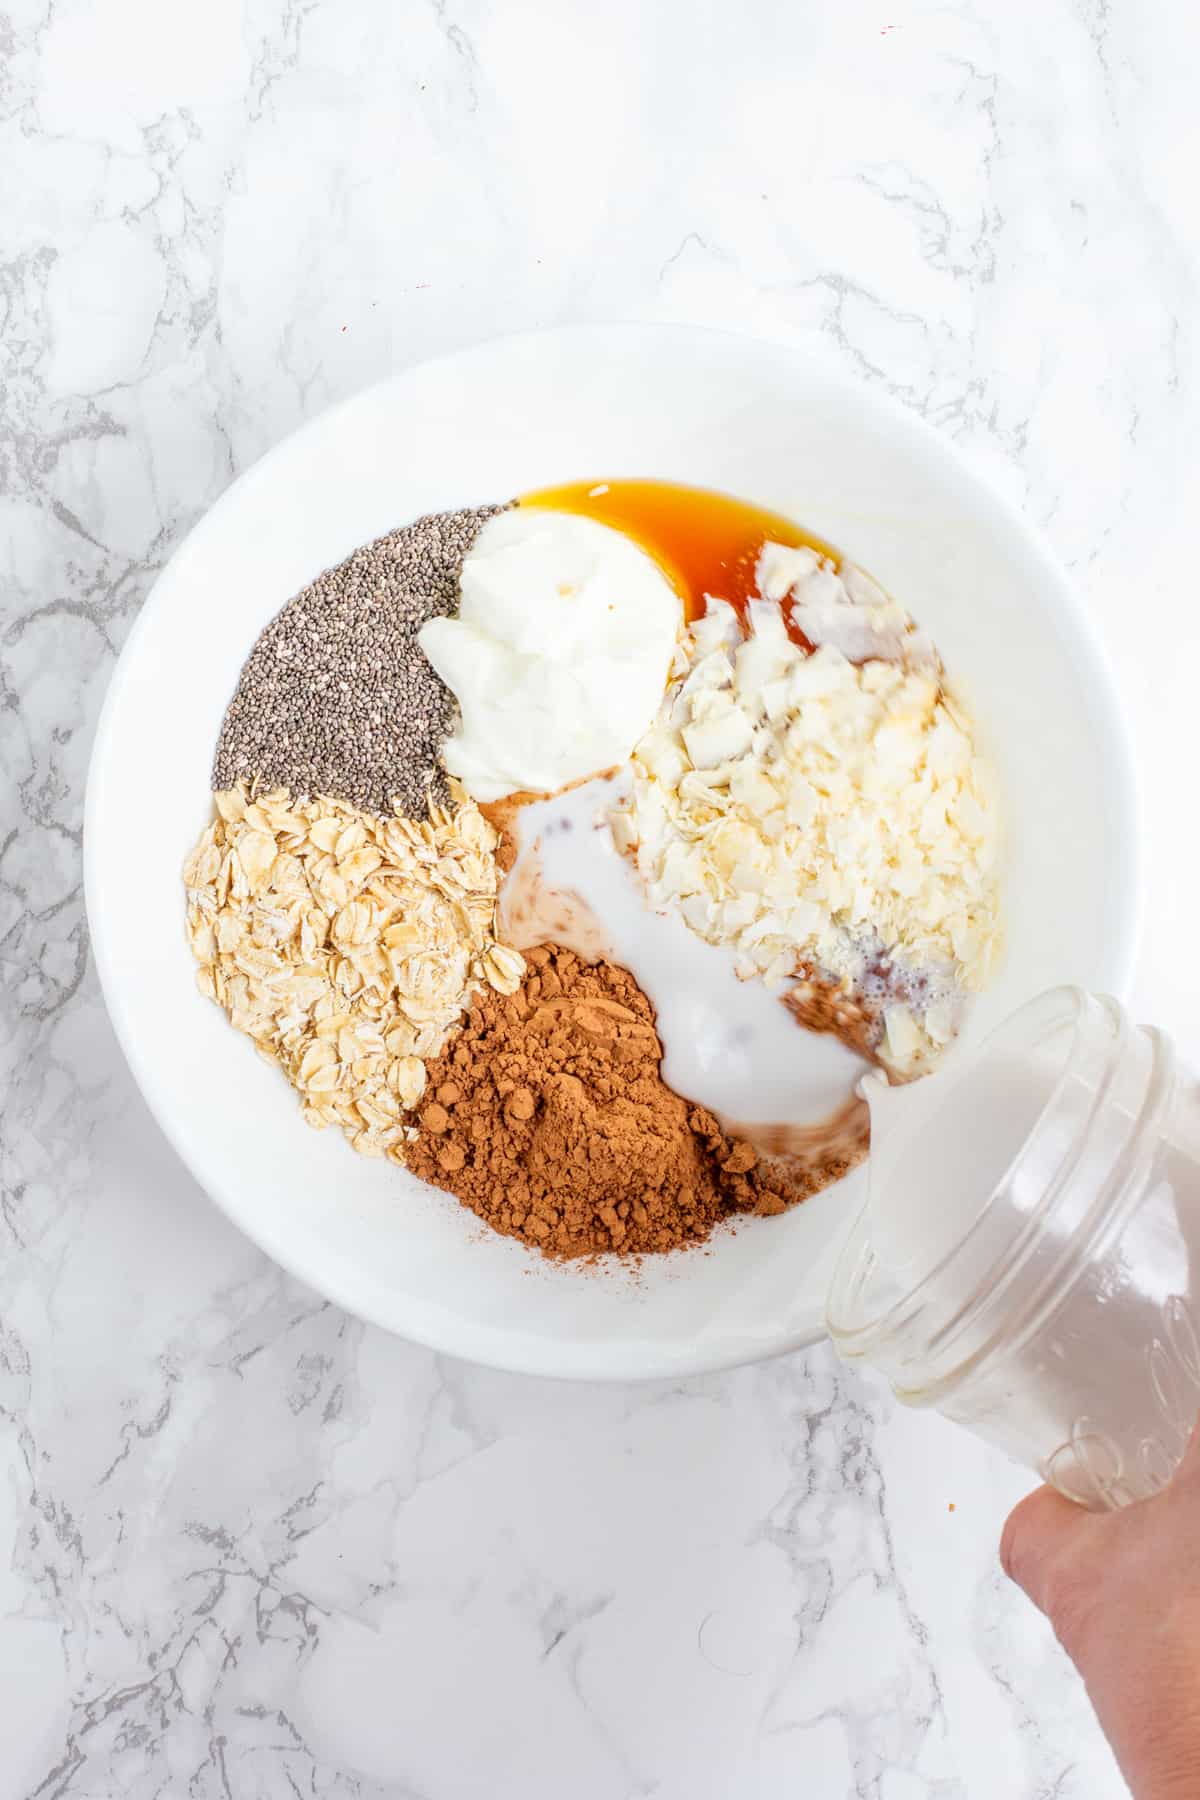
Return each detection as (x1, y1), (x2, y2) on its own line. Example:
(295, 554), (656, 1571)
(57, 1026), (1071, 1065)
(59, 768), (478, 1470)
(499, 773), (868, 1138)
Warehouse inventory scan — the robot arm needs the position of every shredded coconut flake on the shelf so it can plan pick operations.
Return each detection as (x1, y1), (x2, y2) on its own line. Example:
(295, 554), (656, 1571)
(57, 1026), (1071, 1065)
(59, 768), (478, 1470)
(613, 548), (1002, 1076)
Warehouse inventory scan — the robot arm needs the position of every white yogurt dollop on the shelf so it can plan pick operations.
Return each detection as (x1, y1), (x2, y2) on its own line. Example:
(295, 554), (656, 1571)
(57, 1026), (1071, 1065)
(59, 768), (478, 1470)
(418, 508), (681, 802)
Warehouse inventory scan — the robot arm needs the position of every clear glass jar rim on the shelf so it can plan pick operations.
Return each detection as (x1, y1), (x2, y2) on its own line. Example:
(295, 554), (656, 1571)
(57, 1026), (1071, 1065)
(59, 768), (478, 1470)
(828, 987), (1178, 1406)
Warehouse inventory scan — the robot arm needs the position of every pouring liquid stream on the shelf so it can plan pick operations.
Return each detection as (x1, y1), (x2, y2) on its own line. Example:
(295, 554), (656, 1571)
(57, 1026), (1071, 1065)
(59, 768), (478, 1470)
(495, 773), (870, 1161)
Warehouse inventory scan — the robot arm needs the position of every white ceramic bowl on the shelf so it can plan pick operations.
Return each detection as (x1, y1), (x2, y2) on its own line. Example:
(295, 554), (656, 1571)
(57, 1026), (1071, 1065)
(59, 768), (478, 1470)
(85, 324), (1140, 1379)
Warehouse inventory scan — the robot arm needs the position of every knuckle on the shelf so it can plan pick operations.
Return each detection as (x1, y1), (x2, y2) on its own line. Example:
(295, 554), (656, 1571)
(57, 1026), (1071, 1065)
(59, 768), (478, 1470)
(1032, 1539), (1107, 1660)
(998, 1509), (1028, 1587)
(1043, 1562), (1103, 1662)
(999, 1491), (1053, 1595)
(1000, 1488), (1105, 1661)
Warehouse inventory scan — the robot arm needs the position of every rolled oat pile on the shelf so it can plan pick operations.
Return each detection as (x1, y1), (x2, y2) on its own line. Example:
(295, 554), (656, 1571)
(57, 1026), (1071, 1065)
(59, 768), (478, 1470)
(184, 782), (523, 1158)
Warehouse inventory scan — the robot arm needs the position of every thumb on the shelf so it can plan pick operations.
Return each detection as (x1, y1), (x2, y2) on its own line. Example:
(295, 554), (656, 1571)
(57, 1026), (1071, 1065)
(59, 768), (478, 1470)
(1000, 1482), (1091, 1616)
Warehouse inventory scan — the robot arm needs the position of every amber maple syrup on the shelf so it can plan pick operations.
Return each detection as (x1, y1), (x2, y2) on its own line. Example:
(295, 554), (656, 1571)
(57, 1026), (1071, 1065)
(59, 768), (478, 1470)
(519, 477), (840, 635)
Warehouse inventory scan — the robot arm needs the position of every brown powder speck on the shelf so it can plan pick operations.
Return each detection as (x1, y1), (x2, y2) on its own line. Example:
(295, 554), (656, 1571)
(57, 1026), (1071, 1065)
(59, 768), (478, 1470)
(405, 946), (845, 1258)
(785, 965), (881, 1062)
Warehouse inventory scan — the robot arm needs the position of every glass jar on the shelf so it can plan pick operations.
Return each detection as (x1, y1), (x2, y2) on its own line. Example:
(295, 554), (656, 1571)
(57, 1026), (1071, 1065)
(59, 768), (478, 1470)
(826, 988), (1200, 1509)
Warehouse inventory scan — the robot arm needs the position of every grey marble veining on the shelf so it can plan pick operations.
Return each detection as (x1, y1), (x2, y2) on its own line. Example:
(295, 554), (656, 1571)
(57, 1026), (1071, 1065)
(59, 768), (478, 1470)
(5, 1), (1199, 1794)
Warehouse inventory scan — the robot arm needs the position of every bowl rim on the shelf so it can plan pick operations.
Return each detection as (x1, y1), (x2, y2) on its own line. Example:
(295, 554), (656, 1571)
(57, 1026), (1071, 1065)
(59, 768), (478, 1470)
(83, 320), (1143, 1380)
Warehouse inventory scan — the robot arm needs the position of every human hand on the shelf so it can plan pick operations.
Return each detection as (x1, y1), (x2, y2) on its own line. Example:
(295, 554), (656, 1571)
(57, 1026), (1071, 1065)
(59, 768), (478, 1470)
(1001, 1433), (1200, 1800)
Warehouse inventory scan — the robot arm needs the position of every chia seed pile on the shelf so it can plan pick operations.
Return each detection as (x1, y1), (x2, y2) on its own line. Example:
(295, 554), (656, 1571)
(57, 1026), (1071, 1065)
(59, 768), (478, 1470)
(213, 503), (508, 817)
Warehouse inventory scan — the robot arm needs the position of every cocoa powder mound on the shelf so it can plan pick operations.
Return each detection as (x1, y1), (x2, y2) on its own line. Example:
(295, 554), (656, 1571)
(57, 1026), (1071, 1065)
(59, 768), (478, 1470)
(406, 945), (844, 1258)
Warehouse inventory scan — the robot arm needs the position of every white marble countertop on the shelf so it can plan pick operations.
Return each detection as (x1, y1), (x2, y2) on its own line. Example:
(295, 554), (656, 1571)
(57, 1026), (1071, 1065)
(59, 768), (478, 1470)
(5, 1), (1199, 1794)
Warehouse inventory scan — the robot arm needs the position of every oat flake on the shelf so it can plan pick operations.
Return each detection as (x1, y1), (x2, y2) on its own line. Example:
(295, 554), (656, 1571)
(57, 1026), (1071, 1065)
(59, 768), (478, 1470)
(184, 781), (523, 1159)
